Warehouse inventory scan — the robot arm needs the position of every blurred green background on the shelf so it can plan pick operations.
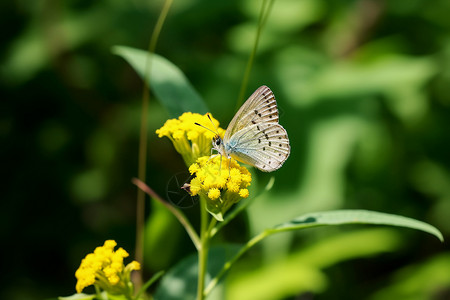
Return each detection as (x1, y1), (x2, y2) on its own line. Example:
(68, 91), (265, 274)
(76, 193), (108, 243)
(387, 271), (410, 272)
(1, 0), (450, 299)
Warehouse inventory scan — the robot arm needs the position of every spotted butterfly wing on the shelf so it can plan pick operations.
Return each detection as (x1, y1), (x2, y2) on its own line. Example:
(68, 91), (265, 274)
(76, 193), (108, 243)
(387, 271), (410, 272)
(224, 86), (279, 141)
(223, 86), (290, 172)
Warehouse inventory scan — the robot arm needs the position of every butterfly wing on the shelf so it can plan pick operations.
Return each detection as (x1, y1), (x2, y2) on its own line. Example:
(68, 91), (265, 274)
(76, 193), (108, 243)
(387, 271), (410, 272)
(226, 122), (290, 172)
(224, 86), (279, 142)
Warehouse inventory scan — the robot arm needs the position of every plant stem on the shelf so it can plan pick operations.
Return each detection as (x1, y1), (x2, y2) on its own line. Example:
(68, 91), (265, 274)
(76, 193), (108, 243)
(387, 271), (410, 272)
(236, 0), (275, 109)
(135, 270), (165, 300)
(132, 178), (201, 250)
(197, 195), (211, 300)
(94, 285), (102, 299)
(210, 177), (275, 237)
(134, 0), (173, 291)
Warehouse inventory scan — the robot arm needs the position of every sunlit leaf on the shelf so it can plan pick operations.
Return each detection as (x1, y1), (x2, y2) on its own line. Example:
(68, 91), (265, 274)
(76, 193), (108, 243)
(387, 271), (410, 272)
(208, 211), (441, 299)
(227, 228), (402, 300)
(112, 45), (208, 117)
(270, 210), (443, 242)
(58, 293), (96, 300)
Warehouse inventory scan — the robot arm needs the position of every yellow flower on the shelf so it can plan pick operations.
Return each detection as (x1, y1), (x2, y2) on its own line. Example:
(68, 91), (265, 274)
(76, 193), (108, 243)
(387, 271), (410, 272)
(208, 188), (221, 200)
(239, 189), (249, 198)
(125, 260), (141, 272)
(187, 155), (252, 221)
(156, 112), (226, 166)
(190, 177), (202, 195)
(75, 240), (140, 295)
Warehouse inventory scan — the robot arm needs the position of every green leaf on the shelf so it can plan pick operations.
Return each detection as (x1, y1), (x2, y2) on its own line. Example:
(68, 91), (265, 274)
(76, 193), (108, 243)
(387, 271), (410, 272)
(154, 245), (241, 300)
(104, 293), (128, 300)
(58, 294), (96, 300)
(112, 45), (208, 117)
(227, 228), (402, 300)
(270, 210), (443, 242)
(202, 211), (442, 297)
(203, 210), (443, 297)
(211, 176), (276, 237)
(205, 198), (225, 222)
(144, 200), (183, 270)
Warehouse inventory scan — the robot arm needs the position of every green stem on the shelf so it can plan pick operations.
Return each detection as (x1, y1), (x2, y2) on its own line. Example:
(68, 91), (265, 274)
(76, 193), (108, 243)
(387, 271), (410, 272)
(197, 195), (210, 300)
(204, 230), (270, 297)
(211, 177), (275, 237)
(94, 285), (103, 299)
(135, 270), (165, 300)
(134, 0), (173, 291)
(132, 178), (201, 250)
(236, 0), (275, 109)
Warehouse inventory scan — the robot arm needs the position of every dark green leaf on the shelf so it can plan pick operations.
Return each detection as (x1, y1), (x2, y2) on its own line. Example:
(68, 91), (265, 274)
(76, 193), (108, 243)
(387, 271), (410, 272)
(112, 45), (208, 117)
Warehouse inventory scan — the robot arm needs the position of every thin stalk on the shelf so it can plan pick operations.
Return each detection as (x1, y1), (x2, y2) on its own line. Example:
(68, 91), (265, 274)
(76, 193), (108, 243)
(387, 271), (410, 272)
(132, 178), (201, 250)
(211, 177), (275, 237)
(134, 86), (147, 290)
(95, 285), (103, 299)
(135, 270), (164, 300)
(204, 230), (271, 297)
(134, 0), (173, 290)
(236, 0), (275, 109)
(207, 217), (218, 235)
(197, 196), (210, 300)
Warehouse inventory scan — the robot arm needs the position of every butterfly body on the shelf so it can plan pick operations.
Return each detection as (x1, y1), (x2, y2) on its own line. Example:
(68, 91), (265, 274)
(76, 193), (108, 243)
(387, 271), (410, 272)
(213, 86), (290, 172)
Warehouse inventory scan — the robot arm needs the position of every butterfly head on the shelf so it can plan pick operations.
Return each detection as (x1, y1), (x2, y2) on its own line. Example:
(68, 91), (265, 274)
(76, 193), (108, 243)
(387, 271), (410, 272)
(212, 135), (227, 157)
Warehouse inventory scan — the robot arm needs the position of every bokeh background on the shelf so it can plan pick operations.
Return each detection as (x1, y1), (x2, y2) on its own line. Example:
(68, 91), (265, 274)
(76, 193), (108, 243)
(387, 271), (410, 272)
(1, 0), (450, 299)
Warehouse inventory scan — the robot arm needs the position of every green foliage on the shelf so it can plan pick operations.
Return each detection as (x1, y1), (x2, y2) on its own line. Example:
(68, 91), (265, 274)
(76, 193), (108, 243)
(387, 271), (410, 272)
(370, 253), (450, 300)
(270, 210), (442, 241)
(59, 294), (97, 300)
(2, 0), (450, 300)
(113, 46), (208, 117)
(227, 229), (402, 300)
(144, 200), (184, 271)
(125, 39), (444, 297)
(154, 245), (241, 300)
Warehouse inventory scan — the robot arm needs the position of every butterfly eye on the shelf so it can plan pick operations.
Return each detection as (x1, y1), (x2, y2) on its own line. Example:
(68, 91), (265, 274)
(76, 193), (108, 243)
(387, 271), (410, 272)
(215, 139), (221, 146)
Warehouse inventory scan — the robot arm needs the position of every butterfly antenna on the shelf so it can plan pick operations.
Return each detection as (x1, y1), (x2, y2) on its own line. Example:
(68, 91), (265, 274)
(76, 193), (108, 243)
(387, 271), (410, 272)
(206, 113), (220, 135)
(195, 114), (220, 135)
(194, 122), (216, 134)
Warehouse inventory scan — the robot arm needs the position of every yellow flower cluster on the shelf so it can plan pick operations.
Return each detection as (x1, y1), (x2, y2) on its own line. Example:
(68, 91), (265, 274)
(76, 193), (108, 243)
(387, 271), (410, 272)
(156, 112), (225, 166)
(188, 155), (251, 220)
(156, 112), (252, 220)
(75, 240), (140, 294)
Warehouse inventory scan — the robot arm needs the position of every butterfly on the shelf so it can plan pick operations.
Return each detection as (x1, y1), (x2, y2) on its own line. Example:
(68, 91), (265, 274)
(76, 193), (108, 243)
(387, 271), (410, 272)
(210, 85), (290, 172)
